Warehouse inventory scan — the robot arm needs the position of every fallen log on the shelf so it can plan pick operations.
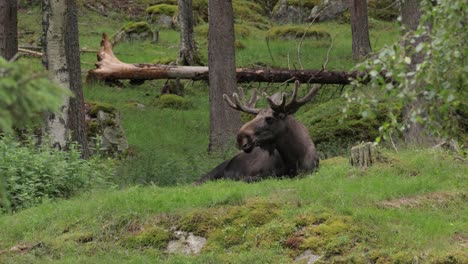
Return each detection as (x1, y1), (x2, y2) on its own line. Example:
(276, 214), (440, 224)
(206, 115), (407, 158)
(18, 47), (100, 58)
(87, 33), (366, 84)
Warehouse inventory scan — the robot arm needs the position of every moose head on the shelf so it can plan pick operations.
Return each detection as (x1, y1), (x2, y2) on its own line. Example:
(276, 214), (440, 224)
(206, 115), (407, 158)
(223, 80), (320, 155)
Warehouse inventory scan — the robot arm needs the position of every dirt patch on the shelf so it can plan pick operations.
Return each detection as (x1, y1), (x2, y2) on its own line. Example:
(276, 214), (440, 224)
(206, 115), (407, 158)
(377, 191), (467, 209)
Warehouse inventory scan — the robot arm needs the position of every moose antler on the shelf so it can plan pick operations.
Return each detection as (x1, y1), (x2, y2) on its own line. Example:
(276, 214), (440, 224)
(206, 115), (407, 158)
(223, 87), (261, 115)
(263, 80), (321, 114)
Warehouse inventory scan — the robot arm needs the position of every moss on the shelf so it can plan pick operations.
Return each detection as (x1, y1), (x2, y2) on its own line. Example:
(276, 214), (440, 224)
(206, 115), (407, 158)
(179, 208), (227, 237)
(285, 0), (320, 9)
(153, 94), (193, 110)
(146, 4), (178, 16)
(267, 25), (331, 40)
(88, 101), (116, 117)
(226, 198), (279, 227)
(233, 1), (270, 29)
(121, 21), (152, 34)
(122, 226), (171, 249)
(286, 212), (356, 257)
(235, 40), (246, 50)
(86, 120), (100, 137)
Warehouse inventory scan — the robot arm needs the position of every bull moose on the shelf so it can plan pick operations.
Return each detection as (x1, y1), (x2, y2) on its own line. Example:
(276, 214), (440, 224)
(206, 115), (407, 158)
(196, 81), (320, 184)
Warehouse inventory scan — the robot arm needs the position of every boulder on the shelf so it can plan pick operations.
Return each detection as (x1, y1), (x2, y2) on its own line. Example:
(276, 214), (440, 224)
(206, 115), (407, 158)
(308, 0), (349, 22)
(146, 4), (178, 29)
(112, 22), (155, 43)
(166, 230), (207, 255)
(273, 0), (318, 24)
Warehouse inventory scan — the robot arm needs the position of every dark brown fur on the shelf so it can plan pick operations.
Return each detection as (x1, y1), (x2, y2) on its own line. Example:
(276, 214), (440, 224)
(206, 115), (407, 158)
(196, 81), (320, 184)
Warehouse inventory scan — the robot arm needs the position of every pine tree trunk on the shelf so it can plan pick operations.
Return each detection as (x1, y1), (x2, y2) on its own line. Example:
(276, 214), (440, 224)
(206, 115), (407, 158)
(177, 0), (200, 66)
(42, 0), (89, 158)
(208, 0), (241, 152)
(0, 0), (18, 60)
(349, 0), (371, 60)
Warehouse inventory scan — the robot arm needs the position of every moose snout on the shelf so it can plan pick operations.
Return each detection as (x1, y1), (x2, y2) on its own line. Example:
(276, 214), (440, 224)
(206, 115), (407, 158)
(237, 132), (255, 153)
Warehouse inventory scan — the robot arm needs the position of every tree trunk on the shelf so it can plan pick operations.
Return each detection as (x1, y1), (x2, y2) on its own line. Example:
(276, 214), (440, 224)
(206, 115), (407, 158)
(87, 33), (366, 85)
(177, 0), (200, 66)
(0, 0), (18, 60)
(42, 0), (89, 158)
(349, 0), (371, 60)
(400, 0), (433, 146)
(207, 0), (241, 152)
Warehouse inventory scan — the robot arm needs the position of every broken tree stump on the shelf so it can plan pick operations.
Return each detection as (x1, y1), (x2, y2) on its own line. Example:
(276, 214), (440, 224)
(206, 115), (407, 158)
(350, 142), (378, 168)
(87, 33), (368, 85)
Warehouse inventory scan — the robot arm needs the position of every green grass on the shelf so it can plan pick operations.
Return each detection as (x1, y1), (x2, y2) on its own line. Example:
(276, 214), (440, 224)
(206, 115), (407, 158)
(7, 6), (465, 263)
(0, 150), (466, 263)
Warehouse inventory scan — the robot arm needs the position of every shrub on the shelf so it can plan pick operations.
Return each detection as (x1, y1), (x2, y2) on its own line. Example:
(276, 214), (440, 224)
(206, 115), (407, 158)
(0, 58), (68, 134)
(154, 94), (194, 110)
(267, 25), (331, 40)
(0, 137), (112, 213)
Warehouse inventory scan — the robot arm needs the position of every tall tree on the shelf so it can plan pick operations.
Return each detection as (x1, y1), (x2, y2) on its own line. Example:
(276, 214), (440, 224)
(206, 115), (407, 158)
(0, 0), (18, 60)
(42, 0), (89, 158)
(177, 0), (200, 66)
(400, 0), (433, 145)
(207, 0), (241, 152)
(349, 0), (371, 60)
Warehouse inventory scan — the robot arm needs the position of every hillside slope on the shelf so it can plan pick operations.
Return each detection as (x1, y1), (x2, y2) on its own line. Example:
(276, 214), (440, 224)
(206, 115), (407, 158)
(1, 150), (466, 263)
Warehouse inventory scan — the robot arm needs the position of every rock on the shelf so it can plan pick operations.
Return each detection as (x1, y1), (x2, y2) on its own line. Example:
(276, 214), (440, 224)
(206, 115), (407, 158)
(112, 22), (154, 43)
(166, 230), (207, 255)
(295, 250), (321, 263)
(273, 0), (313, 24)
(85, 102), (129, 157)
(308, 0), (349, 22)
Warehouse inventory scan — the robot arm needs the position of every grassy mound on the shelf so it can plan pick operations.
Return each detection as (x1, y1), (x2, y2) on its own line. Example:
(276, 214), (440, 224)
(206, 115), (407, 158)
(1, 150), (466, 263)
(120, 21), (152, 34)
(267, 25), (331, 40)
(153, 94), (194, 110)
(297, 98), (391, 158)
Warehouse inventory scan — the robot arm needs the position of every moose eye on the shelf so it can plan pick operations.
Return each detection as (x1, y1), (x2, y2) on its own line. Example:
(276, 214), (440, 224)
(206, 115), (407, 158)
(265, 116), (274, 124)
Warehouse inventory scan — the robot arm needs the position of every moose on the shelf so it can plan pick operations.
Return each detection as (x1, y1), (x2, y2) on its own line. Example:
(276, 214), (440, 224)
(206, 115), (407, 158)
(196, 81), (320, 184)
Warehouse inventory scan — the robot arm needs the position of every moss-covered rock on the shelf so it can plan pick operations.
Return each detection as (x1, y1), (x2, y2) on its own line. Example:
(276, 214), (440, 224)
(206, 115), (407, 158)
(88, 101), (116, 118)
(85, 101), (129, 157)
(146, 4), (178, 16)
(121, 21), (152, 34)
(267, 25), (331, 40)
(113, 22), (154, 43)
(273, 0), (321, 24)
(122, 226), (171, 249)
(153, 94), (194, 110)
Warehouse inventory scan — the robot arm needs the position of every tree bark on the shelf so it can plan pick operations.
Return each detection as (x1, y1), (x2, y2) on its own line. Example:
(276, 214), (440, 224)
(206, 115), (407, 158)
(177, 0), (200, 66)
(400, 0), (433, 146)
(349, 0), (371, 60)
(87, 34), (365, 85)
(0, 0), (18, 60)
(42, 0), (89, 158)
(207, 0), (241, 152)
